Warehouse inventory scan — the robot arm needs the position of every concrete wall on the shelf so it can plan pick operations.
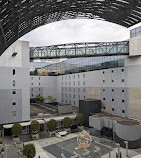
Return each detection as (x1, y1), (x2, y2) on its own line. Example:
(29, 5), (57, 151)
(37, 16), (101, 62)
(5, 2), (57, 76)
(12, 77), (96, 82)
(115, 122), (141, 141)
(30, 76), (57, 102)
(129, 35), (141, 56)
(89, 116), (141, 141)
(0, 40), (30, 124)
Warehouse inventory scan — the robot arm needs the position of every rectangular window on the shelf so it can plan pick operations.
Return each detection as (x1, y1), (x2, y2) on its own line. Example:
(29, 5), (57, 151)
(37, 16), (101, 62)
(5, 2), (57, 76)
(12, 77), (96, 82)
(83, 81), (85, 85)
(103, 80), (105, 83)
(12, 111), (16, 117)
(78, 74), (79, 78)
(31, 77), (33, 80)
(32, 88), (33, 91)
(112, 108), (114, 111)
(122, 79), (124, 82)
(12, 102), (16, 105)
(39, 88), (40, 92)
(13, 80), (16, 86)
(12, 89), (16, 94)
(39, 83), (40, 86)
(32, 94), (33, 97)
(83, 74), (85, 78)
(31, 83), (33, 86)
(39, 77), (40, 80)
(78, 81), (80, 85)
(13, 69), (15, 76)
(122, 110), (125, 113)
(83, 88), (85, 93)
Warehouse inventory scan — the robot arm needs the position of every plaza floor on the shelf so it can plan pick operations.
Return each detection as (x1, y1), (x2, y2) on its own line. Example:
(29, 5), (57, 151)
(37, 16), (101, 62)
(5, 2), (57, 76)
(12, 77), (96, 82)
(24, 133), (141, 158)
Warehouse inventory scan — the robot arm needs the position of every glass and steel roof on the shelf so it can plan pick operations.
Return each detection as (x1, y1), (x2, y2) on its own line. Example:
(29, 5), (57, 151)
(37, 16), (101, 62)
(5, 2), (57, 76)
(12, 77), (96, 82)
(0, 0), (141, 56)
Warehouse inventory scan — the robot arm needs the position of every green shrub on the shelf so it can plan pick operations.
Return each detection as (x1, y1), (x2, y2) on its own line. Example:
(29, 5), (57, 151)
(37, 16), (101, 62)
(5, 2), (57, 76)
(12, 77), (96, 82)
(23, 144), (36, 158)
(36, 94), (46, 102)
(11, 123), (22, 137)
(47, 119), (57, 131)
(47, 96), (56, 103)
(1, 147), (4, 152)
(76, 113), (85, 125)
(30, 120), (40, 134)
(63, 117), (72, 128)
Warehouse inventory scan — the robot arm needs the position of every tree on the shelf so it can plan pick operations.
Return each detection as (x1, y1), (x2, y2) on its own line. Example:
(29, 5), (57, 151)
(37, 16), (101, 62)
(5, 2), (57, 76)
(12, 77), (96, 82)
(30, 120), (40, 134)
(63, 117), (72, 128)
(76, 113), (85, 125)
(11, 123), (22, 137)
(23, 144), (36, 158)
(36, 94), (46, 102)
(47, 96), (56, 103)
(47, 119), (57, 131)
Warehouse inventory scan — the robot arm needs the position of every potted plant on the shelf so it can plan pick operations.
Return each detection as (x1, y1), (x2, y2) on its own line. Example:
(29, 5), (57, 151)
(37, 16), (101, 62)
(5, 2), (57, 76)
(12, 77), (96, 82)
(63, 117), (72, 133)
(30, 120), (40, 140)
(47, 119), (57, 137)
(11, 123), (22, 142)
(1, 147), (5, 157)
(76, 113), (85, 130)
(23, 144), (36, 158)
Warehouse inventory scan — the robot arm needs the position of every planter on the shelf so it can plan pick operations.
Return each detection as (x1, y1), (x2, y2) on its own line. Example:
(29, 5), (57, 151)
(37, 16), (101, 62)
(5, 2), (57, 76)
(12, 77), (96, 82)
(49, 131), (56, 137)
(16, 141), (23, 150)
(13, 137), (20, 142)
(78, 125), (84, 131)
(64, 128), (70, 133)
(32, 133), (39, 140)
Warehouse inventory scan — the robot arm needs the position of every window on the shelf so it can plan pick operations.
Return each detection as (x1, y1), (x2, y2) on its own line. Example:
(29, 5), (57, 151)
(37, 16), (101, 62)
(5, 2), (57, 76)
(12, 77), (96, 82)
(103, 107), (105, 109)
(13, 102), (16, 105)
(83, 74), (85, 78)
(65, 76), (67, 79)
(74, 101), (75, 105)
(31, 77), (33, 80)
(62, 93), (63, 97)
(122, 100), (125, 103)
(78, 74), (79, 78)
(39, 88), (40, 92)
(73, 75), (75, 79)
(12, 111), (16, 117)
(74, 88), (75, 92)
(62, 76), (63, 80)
(78, 81), (80, 85)
(32, 94), (33, 97)
(69, 81), (71, 85)
(39, 77), (40, 80)
(74, 95), (75, 99)
(103, 71), (105, 74)
(111, 70), (114, 73)
(122, 79), (124, 82)
(31, 83), (33, 86)
(13, 69), (15, 76)
(62, 82), (63, 85)
(78, 88), (80, 92)
(103, 89), (105, 91)
(69, 94), (71, 98)
(66, 94), (67, 97)
(32, 88), (33, 91)
(84, 96), (85, 99)
(83, 81), (85, 85)
(103, 80), (105, 83)
(78, 95), (80, 98)
(62, 99), (64, 103)
(13, 80), (16, 86)
(112, 108), (114, 111)
(103, 98), (105, 100)
(73, 81), (75, 86)
(39, 83), (40, 86)
(69, 75), (70, 79)
(112, 99), (114, 102)
(12, 89), (16, 94)
(122, 110), (125, 113)
(122, 89), (124, 92)
(122, 69), (124, 72)
(112, 80), (114, 82)
(83, 88), (85, 93)
(112, 89), (114, 92)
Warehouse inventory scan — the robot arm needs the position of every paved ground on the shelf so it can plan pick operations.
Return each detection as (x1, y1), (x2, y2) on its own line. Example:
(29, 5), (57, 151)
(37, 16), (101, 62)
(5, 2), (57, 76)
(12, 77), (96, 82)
(0, 137), (23, 158)
(1, 132), (141, 158)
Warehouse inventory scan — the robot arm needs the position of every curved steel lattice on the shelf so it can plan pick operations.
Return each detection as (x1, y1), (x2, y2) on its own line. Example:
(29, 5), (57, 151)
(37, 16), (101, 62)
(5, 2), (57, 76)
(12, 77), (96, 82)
(30, 41), (129, 59)
(0, 0), (141, 56)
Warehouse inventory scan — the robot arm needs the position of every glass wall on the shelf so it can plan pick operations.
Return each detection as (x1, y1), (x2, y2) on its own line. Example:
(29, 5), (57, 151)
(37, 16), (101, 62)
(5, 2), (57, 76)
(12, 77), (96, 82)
(30, 56), (125, 76)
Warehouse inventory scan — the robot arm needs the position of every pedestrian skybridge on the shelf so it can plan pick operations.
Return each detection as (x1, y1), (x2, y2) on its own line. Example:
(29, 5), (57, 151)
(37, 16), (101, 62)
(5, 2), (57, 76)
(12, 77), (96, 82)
(30, 41), (129, 59)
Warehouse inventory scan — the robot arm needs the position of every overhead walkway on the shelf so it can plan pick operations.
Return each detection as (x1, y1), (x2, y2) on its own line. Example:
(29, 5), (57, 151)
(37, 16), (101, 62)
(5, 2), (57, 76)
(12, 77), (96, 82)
(30, 41), (129, 59)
